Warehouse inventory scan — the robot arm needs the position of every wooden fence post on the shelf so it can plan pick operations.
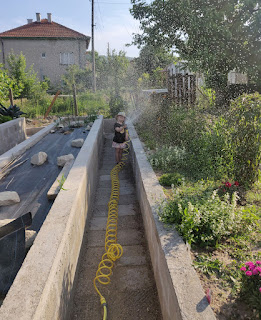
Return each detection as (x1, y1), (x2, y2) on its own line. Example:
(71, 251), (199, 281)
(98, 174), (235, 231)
(9, 88), (14, 106)
(44, 90), (61, 119)
(73, 84), (78, 116)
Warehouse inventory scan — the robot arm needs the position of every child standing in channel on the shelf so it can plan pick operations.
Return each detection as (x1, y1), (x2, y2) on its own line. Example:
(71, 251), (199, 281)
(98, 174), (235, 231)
(112, 112), (129, 163)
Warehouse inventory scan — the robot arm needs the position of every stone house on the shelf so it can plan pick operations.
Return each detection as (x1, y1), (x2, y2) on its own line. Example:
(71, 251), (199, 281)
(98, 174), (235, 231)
(0, 13), (90, 84)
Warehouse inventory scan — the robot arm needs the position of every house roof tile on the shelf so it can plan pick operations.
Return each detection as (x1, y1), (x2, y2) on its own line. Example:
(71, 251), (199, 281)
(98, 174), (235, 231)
(0, 19), (90, 40)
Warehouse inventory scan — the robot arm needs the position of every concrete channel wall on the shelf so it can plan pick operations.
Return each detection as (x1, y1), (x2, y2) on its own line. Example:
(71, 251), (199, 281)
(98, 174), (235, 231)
(0, 116), (104, 320)
(127, 122), (216, 320)
(0, 118), (27, 156)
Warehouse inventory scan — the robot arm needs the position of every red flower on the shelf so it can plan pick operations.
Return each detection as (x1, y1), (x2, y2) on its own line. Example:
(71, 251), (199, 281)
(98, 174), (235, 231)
(234, 181), (239, 186)
(225, 182), (232, 188)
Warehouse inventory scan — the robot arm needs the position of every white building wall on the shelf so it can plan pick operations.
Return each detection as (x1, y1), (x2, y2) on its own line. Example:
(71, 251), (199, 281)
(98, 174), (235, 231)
(0, 38), (87, 84)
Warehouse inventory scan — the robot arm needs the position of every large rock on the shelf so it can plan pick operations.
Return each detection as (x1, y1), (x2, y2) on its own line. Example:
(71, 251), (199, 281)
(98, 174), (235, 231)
(57, 154), (75, 167)
(31, 152), (48, 166)
(0, 219), (37, 249)
(71, 139), (84, 148)
(0, 219), (13, 227)
(25, 230), (37, 249)
(0, 192), (20, 206)
(86, 125), (91, 131)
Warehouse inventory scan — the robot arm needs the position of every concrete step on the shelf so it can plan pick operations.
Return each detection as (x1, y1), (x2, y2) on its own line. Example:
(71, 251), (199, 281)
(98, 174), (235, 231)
(97, 179), (132, 189)
(96, 185), (135, 195)
(95, 194), (137, 206)
(99, 173), (131, 182)
(89, 215), (141, 231)
(87, 229), (145, 247)
(93, 204), (138, 217)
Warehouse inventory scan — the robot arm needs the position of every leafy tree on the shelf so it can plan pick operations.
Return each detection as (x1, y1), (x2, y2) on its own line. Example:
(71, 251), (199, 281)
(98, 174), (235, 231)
(0, 64), (12, 103)
(0, 63), (24, 104)
(134, 45), (173, 76)
(130, 0), (261, 105)
(7, 51), (48, 100)
(106, 48), (129, 96)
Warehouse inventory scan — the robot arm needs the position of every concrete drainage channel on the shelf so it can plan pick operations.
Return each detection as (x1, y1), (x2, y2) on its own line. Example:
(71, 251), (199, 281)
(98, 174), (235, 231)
(0, 117), (216, 320)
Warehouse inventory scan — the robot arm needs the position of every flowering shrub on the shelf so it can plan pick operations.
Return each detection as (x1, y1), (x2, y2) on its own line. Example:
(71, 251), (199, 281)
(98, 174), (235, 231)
(240, 260), (261, 315)
(159, 189), (240, 247)
(218, 180), (240, 198)
(159, 180), (259, 247)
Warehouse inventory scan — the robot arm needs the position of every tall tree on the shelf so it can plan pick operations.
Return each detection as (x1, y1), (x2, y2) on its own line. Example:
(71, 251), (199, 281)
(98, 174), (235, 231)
(7, 51), (48, 100)
(130, 0), (261, 104)
(107, 48), (129, 96)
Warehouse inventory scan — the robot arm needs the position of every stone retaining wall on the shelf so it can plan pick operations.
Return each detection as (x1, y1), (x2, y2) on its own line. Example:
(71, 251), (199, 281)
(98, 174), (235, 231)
(0, 118), (27, 155)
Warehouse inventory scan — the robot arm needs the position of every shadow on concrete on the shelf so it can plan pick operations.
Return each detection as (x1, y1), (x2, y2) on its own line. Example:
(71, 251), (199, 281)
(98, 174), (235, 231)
(58, 263), (74, 320)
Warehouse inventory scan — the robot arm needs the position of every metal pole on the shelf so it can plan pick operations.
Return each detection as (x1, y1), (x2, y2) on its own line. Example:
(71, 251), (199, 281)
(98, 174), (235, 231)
(92, 0), (96, 92)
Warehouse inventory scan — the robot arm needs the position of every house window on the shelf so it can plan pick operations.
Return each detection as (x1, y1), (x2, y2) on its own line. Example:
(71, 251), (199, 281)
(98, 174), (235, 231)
(42, 53), (46, 58)
(60, 52), (74, 65)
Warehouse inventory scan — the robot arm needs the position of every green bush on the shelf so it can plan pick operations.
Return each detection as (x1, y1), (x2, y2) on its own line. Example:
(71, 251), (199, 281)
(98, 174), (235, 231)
(227, 92), (261, 188)
(109, 94), (127, 117)
(159, 186), (259, 247)
(138, 102), (230, 181)
(159, 172), (185, 187)
(149, 146), (186, 172)
(0, 115), (12, 123)
(0, 103), (26, 118)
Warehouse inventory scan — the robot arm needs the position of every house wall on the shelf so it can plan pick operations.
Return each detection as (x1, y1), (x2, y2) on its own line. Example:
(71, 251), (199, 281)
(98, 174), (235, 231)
(0, 38), (87, 84)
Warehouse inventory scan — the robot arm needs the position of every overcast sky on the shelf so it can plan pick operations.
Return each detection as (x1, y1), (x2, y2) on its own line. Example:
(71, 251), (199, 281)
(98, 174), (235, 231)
(0, 0), (141, 57)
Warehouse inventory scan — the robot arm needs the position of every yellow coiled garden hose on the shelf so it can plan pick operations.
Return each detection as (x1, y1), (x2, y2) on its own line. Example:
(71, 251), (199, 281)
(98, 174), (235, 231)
(93, 130), (130, 320)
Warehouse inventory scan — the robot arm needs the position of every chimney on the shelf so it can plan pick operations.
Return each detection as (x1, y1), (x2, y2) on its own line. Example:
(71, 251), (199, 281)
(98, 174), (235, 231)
(27, 19), (33, 24)
(36, 13), (41, 22)
(47, 13), (52, 23)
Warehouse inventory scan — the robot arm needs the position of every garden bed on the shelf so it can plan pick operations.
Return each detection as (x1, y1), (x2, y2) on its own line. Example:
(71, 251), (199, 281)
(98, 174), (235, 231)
(135, 92), (261, 320)
(151, 167), (261, 320)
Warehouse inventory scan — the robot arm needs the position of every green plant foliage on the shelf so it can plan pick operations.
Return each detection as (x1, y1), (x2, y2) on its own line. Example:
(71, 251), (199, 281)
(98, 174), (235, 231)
(159, 172), (185, 187)
(227, 92), (261, 187)
(159, 187), (259, 247)
(193, 254), (224, 277)
(0, 103), (26, 118)
(149, 146), (186, 173)
(109, 94), (127, 117)
(0, 115), (12, 123)
(7, 51), (48, 100)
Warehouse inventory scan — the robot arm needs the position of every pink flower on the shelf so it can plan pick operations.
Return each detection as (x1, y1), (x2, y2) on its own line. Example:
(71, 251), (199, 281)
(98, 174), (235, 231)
(246, 271), (252, 276)
(259, 288), (261, 293)
(240, 267), (246, 272)
(256, 267), (261, 272)
(253, 269), (259, 275)
(245, 261), (254, 267)
(256, 261), (261, 265)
